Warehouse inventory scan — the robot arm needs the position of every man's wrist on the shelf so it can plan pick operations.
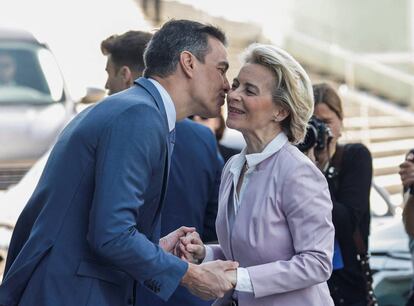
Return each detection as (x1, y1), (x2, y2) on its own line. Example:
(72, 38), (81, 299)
(181, 263), (198, 287)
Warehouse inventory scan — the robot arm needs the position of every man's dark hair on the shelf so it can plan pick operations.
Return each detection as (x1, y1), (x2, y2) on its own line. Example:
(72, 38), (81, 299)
(144, 19), (226, 78)
(101, 30), (153, 73)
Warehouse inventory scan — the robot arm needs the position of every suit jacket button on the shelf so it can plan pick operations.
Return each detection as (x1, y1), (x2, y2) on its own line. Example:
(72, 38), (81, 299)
(127, 298), (133, 305)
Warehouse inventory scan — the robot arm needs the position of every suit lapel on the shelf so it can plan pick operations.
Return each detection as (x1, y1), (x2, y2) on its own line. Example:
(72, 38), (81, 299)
(135, 77), (172, 163)
(134, 77), (172, 229)
(135, 78), (169, 127)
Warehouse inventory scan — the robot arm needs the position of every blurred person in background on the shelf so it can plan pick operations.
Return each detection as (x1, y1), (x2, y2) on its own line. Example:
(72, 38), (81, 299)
(0, 52), (16, 86)
(0, 19), (238, 305)
(192, 112), (240, 163)
(101, 30), (152, 95)
(399, 149), (414, 306)
(180, 43), (335, 306)
(311, 83), (374, 306)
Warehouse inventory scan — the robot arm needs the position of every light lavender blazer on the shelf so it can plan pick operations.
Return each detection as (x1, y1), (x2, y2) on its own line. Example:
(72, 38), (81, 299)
(211, 143), (334, 306)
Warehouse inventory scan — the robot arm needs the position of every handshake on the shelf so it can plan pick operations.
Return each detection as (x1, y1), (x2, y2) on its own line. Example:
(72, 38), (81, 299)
(159, 226), (238, 300)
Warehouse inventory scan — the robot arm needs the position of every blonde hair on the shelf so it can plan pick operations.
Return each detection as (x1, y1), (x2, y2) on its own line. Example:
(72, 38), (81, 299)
(242, 43), (314, 144)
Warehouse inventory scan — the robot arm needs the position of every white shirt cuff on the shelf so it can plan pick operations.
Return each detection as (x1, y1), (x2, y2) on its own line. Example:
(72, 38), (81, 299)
(235, 267), (254, 292)
(202, 245), (214, 262)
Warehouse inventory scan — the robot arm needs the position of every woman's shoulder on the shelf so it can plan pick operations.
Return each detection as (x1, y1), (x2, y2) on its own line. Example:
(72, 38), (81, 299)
(280, 142), (313, 163)
(342, 143), (372, 162)
(278, 143), (323, 176)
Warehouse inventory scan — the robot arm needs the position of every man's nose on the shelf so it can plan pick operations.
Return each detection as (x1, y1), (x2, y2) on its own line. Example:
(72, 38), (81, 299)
(223, 77), (230, 93)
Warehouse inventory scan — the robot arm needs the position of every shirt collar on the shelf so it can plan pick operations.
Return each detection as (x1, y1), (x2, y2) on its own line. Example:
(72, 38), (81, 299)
(230, 132), (288, 175)
(148, 78), (176, 132)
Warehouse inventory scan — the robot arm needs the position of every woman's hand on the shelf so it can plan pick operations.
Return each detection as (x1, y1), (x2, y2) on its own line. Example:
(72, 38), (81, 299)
(314, 146), (331, 171)
(176, 231), (206, 264)
(159, 226), (195, 253)
(399, 160), (414, 189)
(306, 141), (335, 172)
(225, 269), (237, 288)
(304, 146), (316, 163)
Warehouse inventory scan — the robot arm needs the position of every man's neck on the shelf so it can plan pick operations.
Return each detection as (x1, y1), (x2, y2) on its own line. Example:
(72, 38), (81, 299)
(151, 75), (192, 121)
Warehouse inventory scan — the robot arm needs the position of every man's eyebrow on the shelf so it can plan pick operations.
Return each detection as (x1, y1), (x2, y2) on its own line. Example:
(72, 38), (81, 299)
(218, 61), (229, 71)
(245, 82), (260, 92)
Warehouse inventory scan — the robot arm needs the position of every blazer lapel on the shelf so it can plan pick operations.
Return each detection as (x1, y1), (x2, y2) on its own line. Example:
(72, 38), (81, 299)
(134, 77), (172, 226)
(135, 77), (168, 124)
(135, 77), (172, 162)
(216, 172), (235, 260)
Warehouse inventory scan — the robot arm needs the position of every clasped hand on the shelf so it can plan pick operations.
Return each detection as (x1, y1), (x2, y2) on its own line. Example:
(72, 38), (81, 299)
(160, 227), (238, 300)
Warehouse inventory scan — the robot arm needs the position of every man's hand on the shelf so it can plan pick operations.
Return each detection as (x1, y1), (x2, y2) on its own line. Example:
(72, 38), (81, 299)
(177, 231), (206, 263)
(181, 260), (238, 300)
(159, 226), (195, 253)
(399, 160), (414, 189)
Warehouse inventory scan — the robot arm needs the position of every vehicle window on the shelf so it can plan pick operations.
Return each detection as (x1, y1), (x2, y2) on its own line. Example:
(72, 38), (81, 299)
(0, 44), (64, 104)
(37, 48), (64, 102)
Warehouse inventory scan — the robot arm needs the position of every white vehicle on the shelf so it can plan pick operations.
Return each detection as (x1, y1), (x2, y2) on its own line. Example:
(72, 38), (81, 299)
(0, 27), (75, 189)
(370, 184), (412, 306)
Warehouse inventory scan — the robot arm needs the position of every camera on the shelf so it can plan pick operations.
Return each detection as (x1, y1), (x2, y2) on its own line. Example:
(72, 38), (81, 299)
(296, 117), (333, 152)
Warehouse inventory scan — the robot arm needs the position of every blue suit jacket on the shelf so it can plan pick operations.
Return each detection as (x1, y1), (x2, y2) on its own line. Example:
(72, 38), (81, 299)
(0, 78), (187, 306)
(137, 119), (223, 306)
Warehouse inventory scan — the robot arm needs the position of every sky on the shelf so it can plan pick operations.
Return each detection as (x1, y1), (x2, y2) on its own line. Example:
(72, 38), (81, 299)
(0, 0), (151, 100)
(168, 0), (293, 46)
(0, 0), (294, 100)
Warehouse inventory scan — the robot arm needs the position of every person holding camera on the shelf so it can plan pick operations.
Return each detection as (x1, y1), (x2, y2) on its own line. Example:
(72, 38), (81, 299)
(309, 83), (374, 306)
(399, 149), (414, 306)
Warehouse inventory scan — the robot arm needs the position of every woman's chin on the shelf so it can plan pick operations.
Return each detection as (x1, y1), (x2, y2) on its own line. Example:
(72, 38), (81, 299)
(225, 120), (240, 131)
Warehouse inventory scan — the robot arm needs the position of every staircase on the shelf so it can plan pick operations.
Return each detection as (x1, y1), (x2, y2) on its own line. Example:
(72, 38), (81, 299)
(338, 88), (414, 208)
(140, 0), (414, 209)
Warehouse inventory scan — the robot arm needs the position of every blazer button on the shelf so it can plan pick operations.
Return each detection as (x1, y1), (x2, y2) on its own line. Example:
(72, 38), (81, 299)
(127, 297), (133, 305)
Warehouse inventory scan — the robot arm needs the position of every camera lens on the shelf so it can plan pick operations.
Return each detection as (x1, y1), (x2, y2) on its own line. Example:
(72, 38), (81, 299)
(297, 124), (318, 152)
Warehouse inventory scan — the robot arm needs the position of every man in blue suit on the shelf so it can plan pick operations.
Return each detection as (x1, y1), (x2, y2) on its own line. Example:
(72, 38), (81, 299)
(100, 30), (224, 306)
(0, 20), (236, 306)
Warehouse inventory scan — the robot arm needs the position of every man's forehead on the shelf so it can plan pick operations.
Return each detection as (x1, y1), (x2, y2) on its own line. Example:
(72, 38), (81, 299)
(206, 37), (228, 62)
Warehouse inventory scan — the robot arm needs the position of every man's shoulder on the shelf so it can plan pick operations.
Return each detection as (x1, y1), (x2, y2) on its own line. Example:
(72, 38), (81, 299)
(88, 86), (162, 124)
(103, 86), (158, 110)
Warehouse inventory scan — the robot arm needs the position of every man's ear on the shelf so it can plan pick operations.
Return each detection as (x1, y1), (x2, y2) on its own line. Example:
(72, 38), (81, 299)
(120, 66), (133, 85)
(179, 51), (195, 78)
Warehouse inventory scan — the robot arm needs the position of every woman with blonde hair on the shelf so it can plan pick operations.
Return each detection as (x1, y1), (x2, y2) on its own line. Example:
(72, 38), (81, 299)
(180, 43), (335, 306)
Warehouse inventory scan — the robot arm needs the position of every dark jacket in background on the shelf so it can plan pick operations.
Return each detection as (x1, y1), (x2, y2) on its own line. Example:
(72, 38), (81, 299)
(137, 119), (224, 306)
(327, 143), (373, 306)
(218, 143), (239, 164)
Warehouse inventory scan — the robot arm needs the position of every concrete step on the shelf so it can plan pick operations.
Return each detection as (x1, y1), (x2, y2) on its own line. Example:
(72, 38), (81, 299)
(343, 106), (388, 117)
(368, 139), (414, 158)
(374, 173), (403, 195)
(343, 127), (414, 143)
(389, 193), (404, 209)
(373, 154), (405, 176)
(343, 116), (414, 130)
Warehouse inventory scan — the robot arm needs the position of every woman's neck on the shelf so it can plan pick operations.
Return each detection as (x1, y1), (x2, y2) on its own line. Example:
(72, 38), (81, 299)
(244, 129), (282, 154)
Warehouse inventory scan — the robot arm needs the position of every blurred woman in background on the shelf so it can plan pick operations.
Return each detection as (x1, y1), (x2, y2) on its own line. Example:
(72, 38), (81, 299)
(312, 83), (374, 306)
